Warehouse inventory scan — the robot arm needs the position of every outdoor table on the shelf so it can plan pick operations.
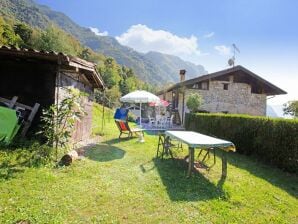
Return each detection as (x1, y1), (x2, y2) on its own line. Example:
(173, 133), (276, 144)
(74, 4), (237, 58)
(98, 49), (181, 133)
(155, 127), (185, 158)
(164, 131), (236, 178)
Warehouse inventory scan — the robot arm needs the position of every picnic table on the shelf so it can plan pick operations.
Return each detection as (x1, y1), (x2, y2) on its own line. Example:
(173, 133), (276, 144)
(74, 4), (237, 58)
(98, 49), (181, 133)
(155, 127), (185, 157)
(163, 131), (236, 177)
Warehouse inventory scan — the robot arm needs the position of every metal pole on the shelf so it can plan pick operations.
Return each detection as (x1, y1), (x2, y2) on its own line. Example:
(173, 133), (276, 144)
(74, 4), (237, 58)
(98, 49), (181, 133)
(140, 102), (142, 127)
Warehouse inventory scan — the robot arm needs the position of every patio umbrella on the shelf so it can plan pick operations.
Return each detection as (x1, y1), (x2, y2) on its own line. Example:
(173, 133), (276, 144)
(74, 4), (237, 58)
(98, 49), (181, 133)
(120, 90), (160, 127)
(149, 99), (169, 107)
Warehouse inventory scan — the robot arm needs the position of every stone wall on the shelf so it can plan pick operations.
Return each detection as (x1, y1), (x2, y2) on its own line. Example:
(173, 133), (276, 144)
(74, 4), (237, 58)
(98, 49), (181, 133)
(184, 80), (267, 116)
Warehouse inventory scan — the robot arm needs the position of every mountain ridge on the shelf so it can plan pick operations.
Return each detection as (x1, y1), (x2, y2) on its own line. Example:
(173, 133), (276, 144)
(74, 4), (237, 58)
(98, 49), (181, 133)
(0, 0), (207, 84)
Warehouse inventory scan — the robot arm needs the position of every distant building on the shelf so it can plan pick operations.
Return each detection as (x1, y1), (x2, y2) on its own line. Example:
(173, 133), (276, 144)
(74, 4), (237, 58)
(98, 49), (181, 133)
(157, 65), (286, 124)
(0, 46), (105, 144)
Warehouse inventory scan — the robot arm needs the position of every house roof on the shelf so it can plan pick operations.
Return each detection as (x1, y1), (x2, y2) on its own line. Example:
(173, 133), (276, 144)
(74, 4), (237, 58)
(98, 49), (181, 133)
(157, 65), (287, 96)
(0, 45), (105, 89)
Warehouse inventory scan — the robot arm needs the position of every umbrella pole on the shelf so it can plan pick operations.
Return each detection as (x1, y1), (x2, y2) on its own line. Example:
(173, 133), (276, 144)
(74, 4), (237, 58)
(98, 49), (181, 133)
(140, 102), (142, 127)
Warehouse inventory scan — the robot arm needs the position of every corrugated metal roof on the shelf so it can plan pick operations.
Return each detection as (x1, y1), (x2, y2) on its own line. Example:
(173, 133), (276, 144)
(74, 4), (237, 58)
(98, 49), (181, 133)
(0, 46), (105, 89)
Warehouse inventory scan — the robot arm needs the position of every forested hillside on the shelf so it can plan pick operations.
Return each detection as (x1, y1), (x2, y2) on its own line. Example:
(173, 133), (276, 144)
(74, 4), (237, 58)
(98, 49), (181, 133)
(0, 0), (207, 85)
(0, 16), (152, 105)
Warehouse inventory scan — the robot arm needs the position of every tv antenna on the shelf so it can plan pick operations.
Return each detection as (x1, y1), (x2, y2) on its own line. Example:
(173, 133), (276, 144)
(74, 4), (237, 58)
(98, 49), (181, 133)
(228, 43), (240, 67)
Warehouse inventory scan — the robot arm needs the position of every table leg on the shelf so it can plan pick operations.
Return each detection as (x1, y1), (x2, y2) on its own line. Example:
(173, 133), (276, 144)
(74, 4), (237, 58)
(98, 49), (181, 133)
(164, 136), (170, 155)
(221, 151), (227, 178)
(187, 147), (194, 178)
(157, 135), (160, 157)
(156, 134), (164, 158)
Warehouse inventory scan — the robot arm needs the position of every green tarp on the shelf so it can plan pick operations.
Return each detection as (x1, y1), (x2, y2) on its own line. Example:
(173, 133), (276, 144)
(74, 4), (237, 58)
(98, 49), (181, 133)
(0, 106), (20, 144)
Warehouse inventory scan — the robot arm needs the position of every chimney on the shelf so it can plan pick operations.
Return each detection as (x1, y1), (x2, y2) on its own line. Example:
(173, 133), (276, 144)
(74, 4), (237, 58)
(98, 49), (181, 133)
(179, 69), (186, 82)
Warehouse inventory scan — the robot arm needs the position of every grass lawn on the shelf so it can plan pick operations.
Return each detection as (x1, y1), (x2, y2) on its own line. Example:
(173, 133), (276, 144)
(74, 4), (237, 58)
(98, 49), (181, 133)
(0, 106), (297, 223)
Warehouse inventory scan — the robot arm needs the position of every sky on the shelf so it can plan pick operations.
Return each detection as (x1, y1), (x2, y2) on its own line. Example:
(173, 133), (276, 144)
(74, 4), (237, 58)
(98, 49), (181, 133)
(36, 0), (298, 106)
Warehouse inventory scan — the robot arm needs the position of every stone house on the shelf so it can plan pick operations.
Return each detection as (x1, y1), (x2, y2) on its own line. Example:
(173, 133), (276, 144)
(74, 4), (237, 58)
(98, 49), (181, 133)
(0, 46), (104, 144)
(157, 65), (286, 124)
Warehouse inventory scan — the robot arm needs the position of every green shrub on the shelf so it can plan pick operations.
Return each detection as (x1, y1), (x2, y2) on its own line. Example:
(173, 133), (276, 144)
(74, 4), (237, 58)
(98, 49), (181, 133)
(185, 113), (298, 172)
(186, 93), (203, 113)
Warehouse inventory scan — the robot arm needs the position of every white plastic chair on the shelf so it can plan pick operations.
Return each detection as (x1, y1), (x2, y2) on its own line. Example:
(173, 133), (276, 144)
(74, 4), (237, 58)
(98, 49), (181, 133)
(166, 115), (174, 128)
(158, 116), (167, 129)
(148, 115), (156, 127)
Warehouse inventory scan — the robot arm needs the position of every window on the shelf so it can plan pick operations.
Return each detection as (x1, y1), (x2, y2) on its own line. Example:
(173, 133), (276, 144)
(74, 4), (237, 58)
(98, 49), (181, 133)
(201, 82), (208, 90)
(192, 84), (199, 89)
(223, 83), (229, 90)
(191, 81), (209, 90)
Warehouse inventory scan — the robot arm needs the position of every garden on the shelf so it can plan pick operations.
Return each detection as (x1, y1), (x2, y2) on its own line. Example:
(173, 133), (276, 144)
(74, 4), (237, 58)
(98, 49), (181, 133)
(0, 103), (297, 223)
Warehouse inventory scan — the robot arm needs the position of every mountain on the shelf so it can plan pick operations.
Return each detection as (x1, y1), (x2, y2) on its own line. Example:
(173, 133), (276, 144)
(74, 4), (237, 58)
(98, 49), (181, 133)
(0, 0), (207, 85)
(144, 51), (206, 82)
(267, 105), (287, 118)
(266, 105), (278, 117)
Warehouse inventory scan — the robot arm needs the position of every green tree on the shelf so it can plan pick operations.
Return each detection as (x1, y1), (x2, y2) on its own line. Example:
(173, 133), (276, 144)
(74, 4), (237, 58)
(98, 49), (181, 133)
(283, 100), (298, 118)
(119, 79), (130, 96)
(0, 17), (22, 47)
(37, 25), (61, 51)
(13, 23), (33, 48)
(105, 86), (121, 107)
(118, 66), (138, 95)
(186, 93), (203, 113)
(101, 57), (121, 89)
(36, 25), (83, 55)
(79, 47), (91, 60)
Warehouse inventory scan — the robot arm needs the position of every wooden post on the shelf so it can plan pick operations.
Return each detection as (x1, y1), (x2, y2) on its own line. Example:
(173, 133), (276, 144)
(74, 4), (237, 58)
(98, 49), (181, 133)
(8, 96), (18, 108)
(221, 151), (227, 178)
(21, 103), (40, 137)
(187, 147), (194, 178)
(101, 102), (104, 134)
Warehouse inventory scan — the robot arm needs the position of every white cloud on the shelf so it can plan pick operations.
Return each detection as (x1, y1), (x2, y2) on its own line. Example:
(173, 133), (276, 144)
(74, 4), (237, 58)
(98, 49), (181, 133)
(203, 32), (214, 38)
(214, 45), (231, 55)
(116, 24), (201, 59)
(89, 27), (108, 36)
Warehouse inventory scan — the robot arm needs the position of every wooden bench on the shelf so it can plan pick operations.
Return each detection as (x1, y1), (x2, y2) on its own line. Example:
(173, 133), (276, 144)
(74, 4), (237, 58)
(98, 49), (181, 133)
(115, 120), (144, 139)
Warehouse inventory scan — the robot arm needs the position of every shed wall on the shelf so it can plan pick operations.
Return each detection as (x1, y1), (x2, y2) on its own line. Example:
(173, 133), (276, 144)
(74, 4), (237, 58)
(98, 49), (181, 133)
(56, 72), (94, 144)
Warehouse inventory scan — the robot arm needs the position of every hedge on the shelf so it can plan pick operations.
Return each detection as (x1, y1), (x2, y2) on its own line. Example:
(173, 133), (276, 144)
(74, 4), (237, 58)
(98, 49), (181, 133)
(185, 113), (298, 173)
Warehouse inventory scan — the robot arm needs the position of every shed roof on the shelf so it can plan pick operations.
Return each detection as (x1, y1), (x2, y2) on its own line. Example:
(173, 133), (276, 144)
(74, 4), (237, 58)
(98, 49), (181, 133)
(157, 65), (286, 96)
(0, 46), (105, 89)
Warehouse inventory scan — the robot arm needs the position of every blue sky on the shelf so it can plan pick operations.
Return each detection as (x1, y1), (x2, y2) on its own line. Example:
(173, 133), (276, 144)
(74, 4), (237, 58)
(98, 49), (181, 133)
(36, 0), (298, 105)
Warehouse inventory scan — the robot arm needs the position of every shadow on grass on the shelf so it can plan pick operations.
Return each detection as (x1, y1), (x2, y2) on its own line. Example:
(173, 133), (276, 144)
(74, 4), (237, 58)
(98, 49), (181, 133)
(139, 160), (156, 173)
(85, 144), (126, 162)
(153, 158), (228, 201)
(227, 153), (298, 198)
(102, 137), (134, 145)
(0, 161), (25, 180)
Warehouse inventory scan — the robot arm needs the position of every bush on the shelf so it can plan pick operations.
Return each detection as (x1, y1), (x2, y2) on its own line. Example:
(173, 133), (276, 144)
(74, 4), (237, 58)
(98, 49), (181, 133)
(186, 93), (203, 113)
(185, 113), (298, 172)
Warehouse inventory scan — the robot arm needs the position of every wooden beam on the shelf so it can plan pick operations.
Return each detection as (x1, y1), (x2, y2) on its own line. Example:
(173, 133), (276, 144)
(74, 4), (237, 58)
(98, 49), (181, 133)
(8, 96), (18, 108)
(68, 61), (94, 72)
(21, 103), (40, 137)
(0, 97), (33, 110)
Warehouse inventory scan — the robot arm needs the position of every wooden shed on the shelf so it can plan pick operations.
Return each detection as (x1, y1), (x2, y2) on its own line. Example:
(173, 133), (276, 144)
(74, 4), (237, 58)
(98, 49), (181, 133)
(0, 46), (104, 144)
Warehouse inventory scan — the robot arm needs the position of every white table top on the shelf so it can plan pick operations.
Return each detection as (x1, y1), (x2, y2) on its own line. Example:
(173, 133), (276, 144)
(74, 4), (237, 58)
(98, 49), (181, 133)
(165, 131), (235, 151)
